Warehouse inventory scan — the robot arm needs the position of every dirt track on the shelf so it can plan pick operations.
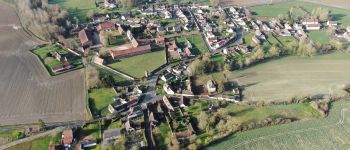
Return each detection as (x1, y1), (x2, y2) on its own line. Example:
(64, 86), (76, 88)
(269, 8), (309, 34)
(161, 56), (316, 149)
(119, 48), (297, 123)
(0, 4), (88, 126)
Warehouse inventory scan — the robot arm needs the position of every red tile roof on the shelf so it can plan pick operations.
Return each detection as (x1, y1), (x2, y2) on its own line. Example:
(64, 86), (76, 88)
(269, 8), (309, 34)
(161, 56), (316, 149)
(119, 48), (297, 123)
(62, 130), (73, 145)
(109, 45), (151, 59)
(97, 22), (115, 31)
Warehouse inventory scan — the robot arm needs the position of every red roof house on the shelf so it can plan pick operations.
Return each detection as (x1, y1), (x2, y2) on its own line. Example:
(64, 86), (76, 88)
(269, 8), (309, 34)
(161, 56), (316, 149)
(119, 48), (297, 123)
(78, 29), (93, 47)
(97, 22), (116, 31)
(62, 129), (73, 145)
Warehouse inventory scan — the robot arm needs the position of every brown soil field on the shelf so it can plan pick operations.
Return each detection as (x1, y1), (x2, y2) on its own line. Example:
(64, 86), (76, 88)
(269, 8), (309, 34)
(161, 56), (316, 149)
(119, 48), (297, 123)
(0, 3), (88, 126)
(302, 0), (350, 10)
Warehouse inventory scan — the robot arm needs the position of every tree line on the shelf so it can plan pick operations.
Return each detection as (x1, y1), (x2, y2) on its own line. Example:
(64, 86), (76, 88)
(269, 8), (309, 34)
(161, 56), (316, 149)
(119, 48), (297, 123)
(14, 0), (68, 41)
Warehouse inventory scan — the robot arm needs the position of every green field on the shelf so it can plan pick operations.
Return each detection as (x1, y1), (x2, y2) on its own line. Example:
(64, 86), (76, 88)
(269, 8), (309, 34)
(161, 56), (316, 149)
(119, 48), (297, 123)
(206, 100), (350, 150)
(108, 50), (166, 78)
(250, 1), (350, 25)
(89, 88), (116, 116)
(6, 134), (60, 150)
(308, 31), (331, 44)
(49, 0), (96, 21)
(176, 34), (209, 55)
(196, 52), (350, 102)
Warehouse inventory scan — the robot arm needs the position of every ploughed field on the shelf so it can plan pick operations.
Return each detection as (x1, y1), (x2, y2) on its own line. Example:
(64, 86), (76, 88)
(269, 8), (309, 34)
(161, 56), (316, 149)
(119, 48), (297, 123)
(229, 52), (350, 101)
(0, 4), (87, 125)
(206, 100), (350, 150)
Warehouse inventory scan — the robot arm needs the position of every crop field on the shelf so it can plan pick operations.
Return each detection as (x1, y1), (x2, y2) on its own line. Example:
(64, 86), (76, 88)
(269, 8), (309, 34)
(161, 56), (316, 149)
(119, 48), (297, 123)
(303, 0), (350, 10)
(0, 4), (87, 125)
(249, 1), (350, 25)
(228, 52), (350, 101)
(206, 100), (350, 150)
(49, 0), (96, 21)
(195, 52), (350, 102)
(108, 50), (166, 78)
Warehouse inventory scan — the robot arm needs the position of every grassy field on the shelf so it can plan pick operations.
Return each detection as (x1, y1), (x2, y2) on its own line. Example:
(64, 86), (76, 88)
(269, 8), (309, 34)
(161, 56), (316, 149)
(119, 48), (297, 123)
(6, 134), (61, 150)
(108, 50), (166, 78)
(206, 100), (350, 150)
(195, 52), (350, 102)
(176, 34), (209, 55)
(49, 0), (96, 21)
(249, 1), (350, 25)
(189, 100), (321, 145)
(307, 31), (331, 44)
(89, 88), (116, 116)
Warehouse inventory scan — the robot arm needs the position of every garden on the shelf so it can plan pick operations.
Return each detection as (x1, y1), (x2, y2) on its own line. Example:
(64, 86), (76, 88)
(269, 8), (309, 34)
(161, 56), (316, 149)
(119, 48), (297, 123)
(32, 44), (83, 75)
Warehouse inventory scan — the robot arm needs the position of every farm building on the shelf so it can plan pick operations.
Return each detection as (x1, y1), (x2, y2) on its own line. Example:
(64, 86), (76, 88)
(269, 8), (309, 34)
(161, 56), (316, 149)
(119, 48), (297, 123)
(79, 29), (93, 47)
(109, 45), (152, 59)
(62, 129), (73, 146)
(97, 22), (116, 31)
(103, 128), (123, 143)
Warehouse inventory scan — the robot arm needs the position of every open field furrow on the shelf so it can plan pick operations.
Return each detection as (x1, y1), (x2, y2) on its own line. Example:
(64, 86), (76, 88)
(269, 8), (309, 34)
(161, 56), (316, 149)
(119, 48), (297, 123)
(0, 4), (87, 125)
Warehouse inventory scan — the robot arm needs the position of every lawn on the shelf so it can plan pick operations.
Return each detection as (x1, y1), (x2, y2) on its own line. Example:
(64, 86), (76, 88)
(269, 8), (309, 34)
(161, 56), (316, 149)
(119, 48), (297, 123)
(83, 122), (101, 139)
(250, 1), (350, 25)
(89, 88), (116, 116)
(210, 54), (225, 63)
(195, 51), (350, 102)
(307, 31), (331, 44)
(153, 122), (171, 150)
(108, 50), (166, 78)
(108, 120), (122, 129)
(176, 34), (209, 55)
(243, 32), (255, 47)
(49, 0), (96, 22)
(206, 100), (350, 150)
(108, 35), (128, 47)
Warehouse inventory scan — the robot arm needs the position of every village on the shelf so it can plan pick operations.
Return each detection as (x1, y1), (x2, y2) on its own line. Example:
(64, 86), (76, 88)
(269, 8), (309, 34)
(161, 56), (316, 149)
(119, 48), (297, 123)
(7, 0), (350, 150)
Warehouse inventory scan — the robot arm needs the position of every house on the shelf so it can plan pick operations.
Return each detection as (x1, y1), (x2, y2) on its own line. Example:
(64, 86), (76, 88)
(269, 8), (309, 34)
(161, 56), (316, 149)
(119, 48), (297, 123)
(302, 18), (319, 25)
(96, 22), (116, 31)
(163, 83), (175, 95)
(93, 56), (104, 66)
(306, 24), (321, 30)
(52, 62), (72, 73)
(161, 72), (175, 82)
(303, 18), (321, 30)
(207, 80), (216, 93)
(162, 96), (174, 112)
(109, 45), (152, 59)
(103, 128), (123, 143)
(62, 129), (73, 146)
(78, 29), (93, 47)
(327, 21), (338, 27)
(80, 136), (97, 149)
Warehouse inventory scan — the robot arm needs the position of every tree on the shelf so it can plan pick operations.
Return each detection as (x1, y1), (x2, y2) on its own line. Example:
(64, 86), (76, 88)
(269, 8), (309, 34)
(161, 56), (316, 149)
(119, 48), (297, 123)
(198, 111), (208, 130)
(312, 7), (330, 22)
(188, 143), (198, 150)
(38, 119), (46, 129)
